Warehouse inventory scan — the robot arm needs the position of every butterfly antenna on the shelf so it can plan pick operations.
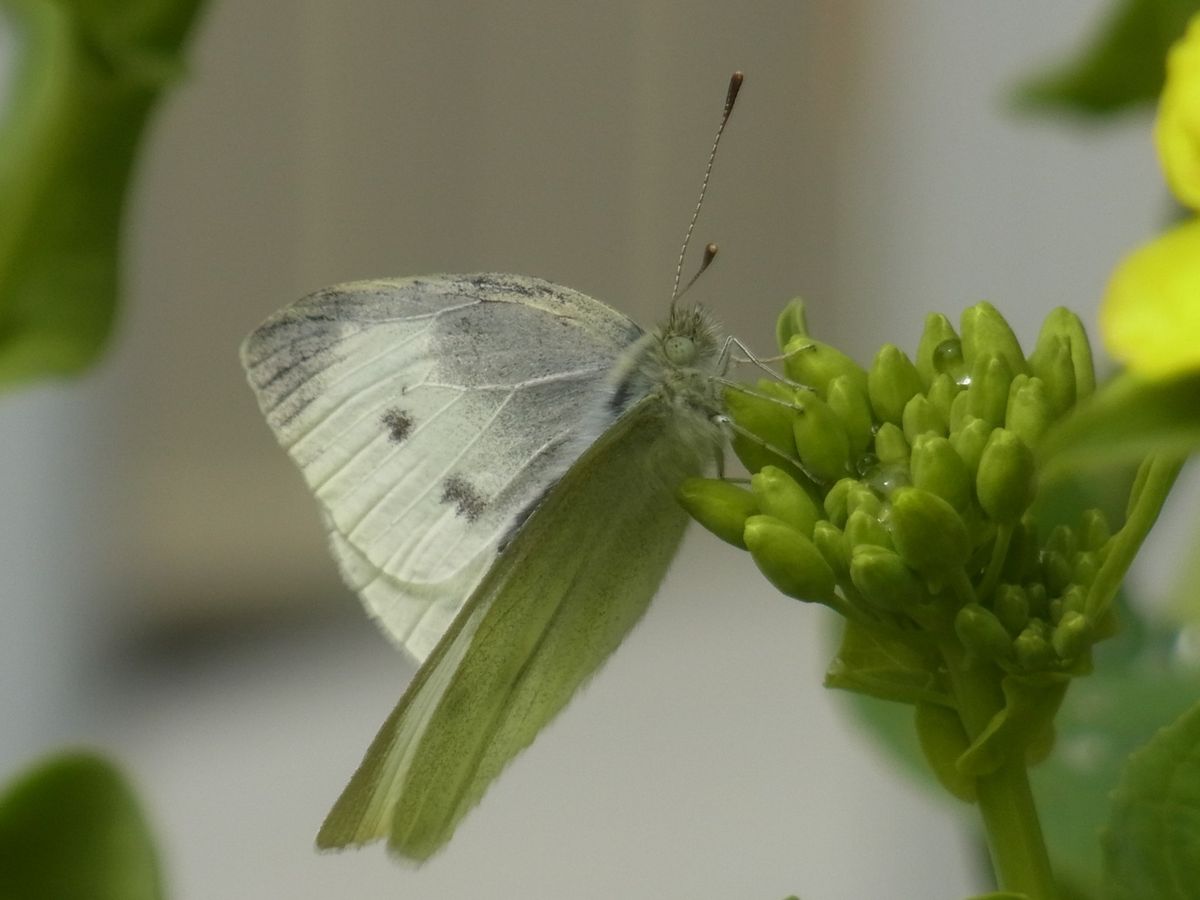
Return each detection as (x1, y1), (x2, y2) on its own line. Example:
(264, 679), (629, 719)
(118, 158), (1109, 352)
(673, 242), (719, 302)
(670, 70), (744, 314)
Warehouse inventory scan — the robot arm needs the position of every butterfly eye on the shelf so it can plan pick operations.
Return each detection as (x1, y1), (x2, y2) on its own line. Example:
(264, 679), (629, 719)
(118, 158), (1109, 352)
(664, 335), (697, 366)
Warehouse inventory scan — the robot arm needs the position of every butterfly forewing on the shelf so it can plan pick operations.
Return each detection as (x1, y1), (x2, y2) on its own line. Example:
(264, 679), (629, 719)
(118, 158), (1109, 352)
(241, 274), (644, 661)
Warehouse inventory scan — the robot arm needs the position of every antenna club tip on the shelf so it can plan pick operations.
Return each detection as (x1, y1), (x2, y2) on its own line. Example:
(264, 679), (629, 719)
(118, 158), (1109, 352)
(703, 242), (719, 261)
(725, 71), (745, 111)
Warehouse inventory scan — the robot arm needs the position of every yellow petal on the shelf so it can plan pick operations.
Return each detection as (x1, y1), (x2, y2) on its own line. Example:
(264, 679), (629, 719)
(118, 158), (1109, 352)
(1101, 218), (1200, 377)
(1157, 15), (1200, 210)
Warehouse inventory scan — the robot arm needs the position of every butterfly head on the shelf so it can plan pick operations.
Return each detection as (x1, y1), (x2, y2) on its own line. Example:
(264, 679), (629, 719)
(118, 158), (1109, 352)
(659, 305), (720, 371)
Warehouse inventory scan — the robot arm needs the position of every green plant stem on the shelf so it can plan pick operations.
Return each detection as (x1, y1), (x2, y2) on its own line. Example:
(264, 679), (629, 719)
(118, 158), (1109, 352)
(940, 641), (1059, 899)
(1086, 454), (1184, 617)
(977, 523), (1014, 604)
(974, 756), (1058, 899)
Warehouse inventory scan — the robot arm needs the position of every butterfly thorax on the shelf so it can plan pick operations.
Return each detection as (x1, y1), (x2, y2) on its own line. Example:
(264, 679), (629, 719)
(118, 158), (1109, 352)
(592, 304), (725, 480)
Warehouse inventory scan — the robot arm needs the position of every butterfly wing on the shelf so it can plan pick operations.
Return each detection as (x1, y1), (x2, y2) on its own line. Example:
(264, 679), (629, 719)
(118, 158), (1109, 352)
(317, 394), (710, 860)
(241, 274), (643, 661)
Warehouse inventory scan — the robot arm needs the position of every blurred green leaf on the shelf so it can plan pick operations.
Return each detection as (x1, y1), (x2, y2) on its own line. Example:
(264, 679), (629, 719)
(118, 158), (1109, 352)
(1038, 372), (1200, 479)
(1013, 0), (1200, 116)
(1167, 513), (1200, 625)
(0, 0), (205, 389)
(1101, 697), (1200, 898)
(0, 751), (163, 900)
(1032, 648), (1200, 896)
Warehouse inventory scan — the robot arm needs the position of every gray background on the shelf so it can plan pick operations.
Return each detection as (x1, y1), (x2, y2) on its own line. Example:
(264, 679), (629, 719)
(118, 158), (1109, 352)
(0, 2), (1175, 898)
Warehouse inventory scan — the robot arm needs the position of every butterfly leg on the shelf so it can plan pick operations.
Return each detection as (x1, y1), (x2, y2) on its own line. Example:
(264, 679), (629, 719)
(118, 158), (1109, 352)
(718, 335), (813, 389)
(712, 413), (822, 484)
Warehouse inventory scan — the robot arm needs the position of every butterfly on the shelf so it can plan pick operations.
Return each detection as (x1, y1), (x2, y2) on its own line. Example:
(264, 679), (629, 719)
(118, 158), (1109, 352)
(241, 71), (746, 861)
(241, 272), (730, 859)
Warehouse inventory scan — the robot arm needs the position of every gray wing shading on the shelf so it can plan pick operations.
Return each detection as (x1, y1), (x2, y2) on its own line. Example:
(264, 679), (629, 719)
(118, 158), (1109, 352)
(316, 395), (711, 860)
(240, 274), (643, 661)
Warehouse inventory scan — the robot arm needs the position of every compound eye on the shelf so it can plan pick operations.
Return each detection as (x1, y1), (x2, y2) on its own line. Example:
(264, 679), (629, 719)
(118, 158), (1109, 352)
(664, 335), (696, 366)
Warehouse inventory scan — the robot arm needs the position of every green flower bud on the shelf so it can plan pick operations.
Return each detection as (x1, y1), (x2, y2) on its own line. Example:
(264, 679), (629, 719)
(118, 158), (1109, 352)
(874, 422), (910, 467)
(994, 584), (1031, 635)
(902, 394), (948, 444)
(1045, 524), (1077, 558)
(910, 434), (971, 511)
(783, 335), (868, 398)
(792, 394), (853, 483)
(949, 416), (992, 482)
(1080, 509), (1112, 551)
(926, 373), (959, 423)
(845, 507), (892, 551)
(1031, 307), (1095, 402)
(1005, 374), (1052, 448)
(955, 603), (1015, 662)
(744, 514), (838, 603)
(948, 389), (971, 433)
(1041, 550), (1073, 598)
(677, 478), (758, 548)
(966, 354), (1014, 428)
(961, 301), (1028, 376)
(1048, 596), (1064, 624)
(751, 466), (822, 537)
(1072, 551), (1099, 587)
(1061, 584), (1086, 616)
(1028, 335), (1076, 418)
(888, 487), (971, 573)
(823, 478), (855, 527)
(1015, 622), (1055, 670)
(915, 702), (976, 802)
(850, 545), (927, 613)
(1001, 522), (1041, 584)
(1025, 582), (1049, 619)
(916, 313), (961, 388)
(775, 297), (810, 351)
(976, 428), (1036, 524)
(868, 344), (924, 425)
(812, 520), (850, 578)
(827, 374), (874, 455)
(1052, 610), (1091, 660)
(725, 381), (800, 475)
(845, 482), (883, 518)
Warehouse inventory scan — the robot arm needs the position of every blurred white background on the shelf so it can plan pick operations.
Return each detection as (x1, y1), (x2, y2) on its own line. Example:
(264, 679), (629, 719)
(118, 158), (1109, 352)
(0, 2), (1170, 898)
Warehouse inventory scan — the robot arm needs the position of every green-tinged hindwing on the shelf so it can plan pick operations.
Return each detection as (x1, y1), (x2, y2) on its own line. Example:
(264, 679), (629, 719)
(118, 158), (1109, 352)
(318, 395), (709, 860)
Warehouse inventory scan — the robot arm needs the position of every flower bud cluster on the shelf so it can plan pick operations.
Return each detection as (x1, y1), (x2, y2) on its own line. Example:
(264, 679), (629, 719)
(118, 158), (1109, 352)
(681, 300), (1110, 678)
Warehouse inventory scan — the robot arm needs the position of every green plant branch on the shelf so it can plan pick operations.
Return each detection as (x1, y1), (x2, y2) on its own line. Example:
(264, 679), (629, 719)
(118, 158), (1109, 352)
(941, 640), (1059, 900)
(1086, 454), (1184, 618)
(978, 523), (1015, 605)
(974, 756), (1058, 900)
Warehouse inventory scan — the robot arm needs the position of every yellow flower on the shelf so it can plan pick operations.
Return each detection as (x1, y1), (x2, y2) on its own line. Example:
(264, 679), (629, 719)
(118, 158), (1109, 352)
(1157, 15), (1200, 210)
(1102, 218), (1200, 377)
(1102, 14), (1200, 377)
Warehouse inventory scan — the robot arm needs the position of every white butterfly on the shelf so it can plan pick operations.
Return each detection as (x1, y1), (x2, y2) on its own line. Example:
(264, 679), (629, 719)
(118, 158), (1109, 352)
(242, 272), (728, 858)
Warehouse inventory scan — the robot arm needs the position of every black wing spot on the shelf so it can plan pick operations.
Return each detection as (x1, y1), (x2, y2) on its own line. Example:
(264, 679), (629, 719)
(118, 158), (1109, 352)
(442, 475), (487, 522)
(381, 407), (414, 444)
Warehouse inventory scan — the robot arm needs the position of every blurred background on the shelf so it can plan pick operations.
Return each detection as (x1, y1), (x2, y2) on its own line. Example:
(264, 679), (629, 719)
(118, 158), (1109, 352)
(0, 1), (1178, 898)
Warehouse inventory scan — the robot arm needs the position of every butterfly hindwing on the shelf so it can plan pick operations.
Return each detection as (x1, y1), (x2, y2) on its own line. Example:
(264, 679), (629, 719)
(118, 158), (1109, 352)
(317, 395), (709, 860)
(241, 274), (644, 660)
